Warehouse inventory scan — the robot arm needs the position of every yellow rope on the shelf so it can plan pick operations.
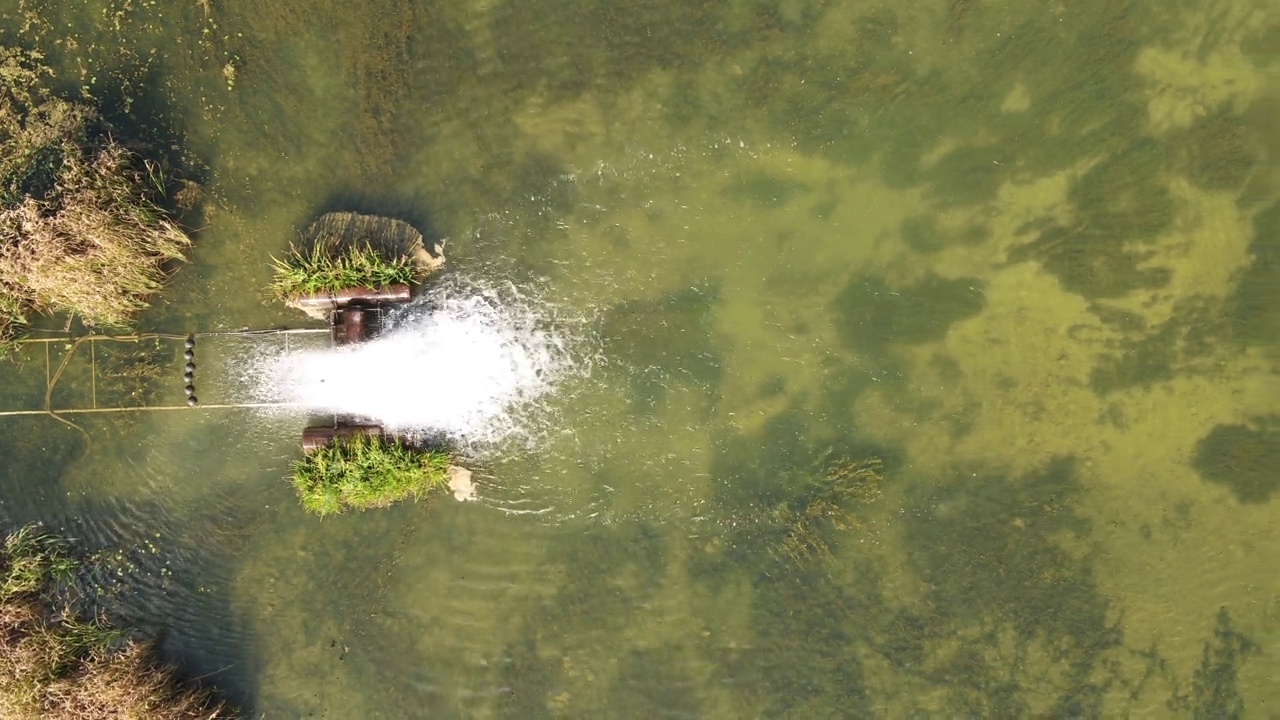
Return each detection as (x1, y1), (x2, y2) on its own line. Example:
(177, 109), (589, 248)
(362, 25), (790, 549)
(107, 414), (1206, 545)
(43, 336), (92, 443)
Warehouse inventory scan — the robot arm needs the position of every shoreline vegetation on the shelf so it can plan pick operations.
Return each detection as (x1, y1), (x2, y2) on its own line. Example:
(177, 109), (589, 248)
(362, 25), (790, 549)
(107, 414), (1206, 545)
(291, 433), (453, 517)
(0, 47), (192, 350)
(0, 525), (232, 719)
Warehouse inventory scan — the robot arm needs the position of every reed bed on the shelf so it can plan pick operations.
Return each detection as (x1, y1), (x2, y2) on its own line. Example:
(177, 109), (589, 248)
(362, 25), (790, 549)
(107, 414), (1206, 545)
(0, 47), (190, 344)
(291, 433), (452, 516)
(0, 525), (233, 719)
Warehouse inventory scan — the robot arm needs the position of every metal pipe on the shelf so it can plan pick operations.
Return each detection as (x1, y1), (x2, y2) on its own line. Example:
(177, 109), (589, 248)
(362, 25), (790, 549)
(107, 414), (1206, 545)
(301, 424), (383, 452)
(339, 307), (368, 344)
(291, 284), (411, 311)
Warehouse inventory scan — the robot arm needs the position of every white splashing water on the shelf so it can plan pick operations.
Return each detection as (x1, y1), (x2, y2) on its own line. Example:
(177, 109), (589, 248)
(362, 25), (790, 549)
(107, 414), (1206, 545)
(251, 278), (579, 448)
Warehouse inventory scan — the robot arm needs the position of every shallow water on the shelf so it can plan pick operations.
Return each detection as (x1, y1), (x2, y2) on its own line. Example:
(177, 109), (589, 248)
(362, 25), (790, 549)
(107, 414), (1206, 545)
(1, 0), (1278, 715)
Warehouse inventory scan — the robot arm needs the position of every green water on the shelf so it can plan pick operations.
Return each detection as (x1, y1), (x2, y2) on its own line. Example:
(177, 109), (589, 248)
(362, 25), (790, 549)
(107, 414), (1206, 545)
(1, 0), (1278, 715)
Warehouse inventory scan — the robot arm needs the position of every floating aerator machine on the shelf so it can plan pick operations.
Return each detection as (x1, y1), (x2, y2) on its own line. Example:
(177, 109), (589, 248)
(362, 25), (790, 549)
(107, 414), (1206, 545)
(276, 211), (444, 452)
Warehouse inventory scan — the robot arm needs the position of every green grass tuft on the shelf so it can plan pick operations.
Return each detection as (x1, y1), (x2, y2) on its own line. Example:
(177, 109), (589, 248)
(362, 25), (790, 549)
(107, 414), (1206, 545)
(0, 526), (74, 603)
(269, 239), (422, 301)
(290, 433), (452, 517)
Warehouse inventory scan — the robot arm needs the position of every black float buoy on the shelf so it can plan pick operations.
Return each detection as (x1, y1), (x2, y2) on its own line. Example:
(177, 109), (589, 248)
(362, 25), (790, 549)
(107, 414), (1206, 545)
(182, 336), (196, 407)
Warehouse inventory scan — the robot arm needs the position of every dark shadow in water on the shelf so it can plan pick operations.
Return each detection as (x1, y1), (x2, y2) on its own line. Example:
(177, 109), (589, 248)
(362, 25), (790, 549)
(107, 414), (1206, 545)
(900, 214), (990, 254)
(732, 561), (877, 717)
(600, 282), (725, 417)
(706, 404), (819, 518)
(450, 150), (582, 278)
(694, 401), (1201, 714)
(1178, 108), (1265, 191)
(695, 399), (893, 716)
(484, 151), (580, 243)
(1088, 299), (1220, 397)
(830, 273), (985, 359)
(1227, 200), (1280, 348)
(539, 521), (667, 634)
(1009, 138), (1175, 300)
(0, 419), (88, 524)
(308, 189), (445, 250)
(687, 382), (1273, 714)
(489, 0), (733, 101)
(496, 519), (672, 716)
(891, 457), (1158, 715)
(902, 458), (1109, 644)
(496, 632), (558, 719)
(737, 0), (1170, 203)
(607, 645), (703, 719)
(0, 444), (259, 710)
(1175, 607), (1258, 718)
(1192, 416), (1280, 504)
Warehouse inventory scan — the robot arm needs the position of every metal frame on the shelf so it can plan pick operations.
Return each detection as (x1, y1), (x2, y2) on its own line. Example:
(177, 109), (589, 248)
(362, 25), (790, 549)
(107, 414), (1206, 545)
(0, 328), (330, 419)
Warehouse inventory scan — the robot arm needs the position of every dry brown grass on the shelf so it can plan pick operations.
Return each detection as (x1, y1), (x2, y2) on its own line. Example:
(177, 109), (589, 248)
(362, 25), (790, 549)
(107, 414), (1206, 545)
(0, 47), (191, 343)
(0, 525), (234, 719)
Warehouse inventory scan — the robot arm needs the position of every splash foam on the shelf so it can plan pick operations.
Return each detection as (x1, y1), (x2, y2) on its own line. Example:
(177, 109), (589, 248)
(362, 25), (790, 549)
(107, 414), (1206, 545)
(253, 278), (575, 448)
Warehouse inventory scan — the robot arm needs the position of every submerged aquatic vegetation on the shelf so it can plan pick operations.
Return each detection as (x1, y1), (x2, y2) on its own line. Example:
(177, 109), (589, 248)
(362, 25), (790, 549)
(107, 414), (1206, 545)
(269, 239), (422, 301)
(769, 456), (884, 564)
(96, 337), (167, 407)
(290, 433), (452, 516)
(0, 48), (191, 344)
(0, 524), (232, 719)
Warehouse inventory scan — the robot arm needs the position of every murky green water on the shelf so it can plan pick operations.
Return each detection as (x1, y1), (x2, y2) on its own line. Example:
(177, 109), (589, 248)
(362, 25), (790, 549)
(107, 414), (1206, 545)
(1, 0), (1278, 715)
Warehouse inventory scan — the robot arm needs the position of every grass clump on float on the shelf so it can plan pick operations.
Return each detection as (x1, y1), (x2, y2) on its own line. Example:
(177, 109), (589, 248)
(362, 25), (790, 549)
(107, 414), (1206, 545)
(0, 525), (232, 719)
(291, 433), (452, 516)
(0, 47), (191, 346)
(269, 238), (421, 301)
